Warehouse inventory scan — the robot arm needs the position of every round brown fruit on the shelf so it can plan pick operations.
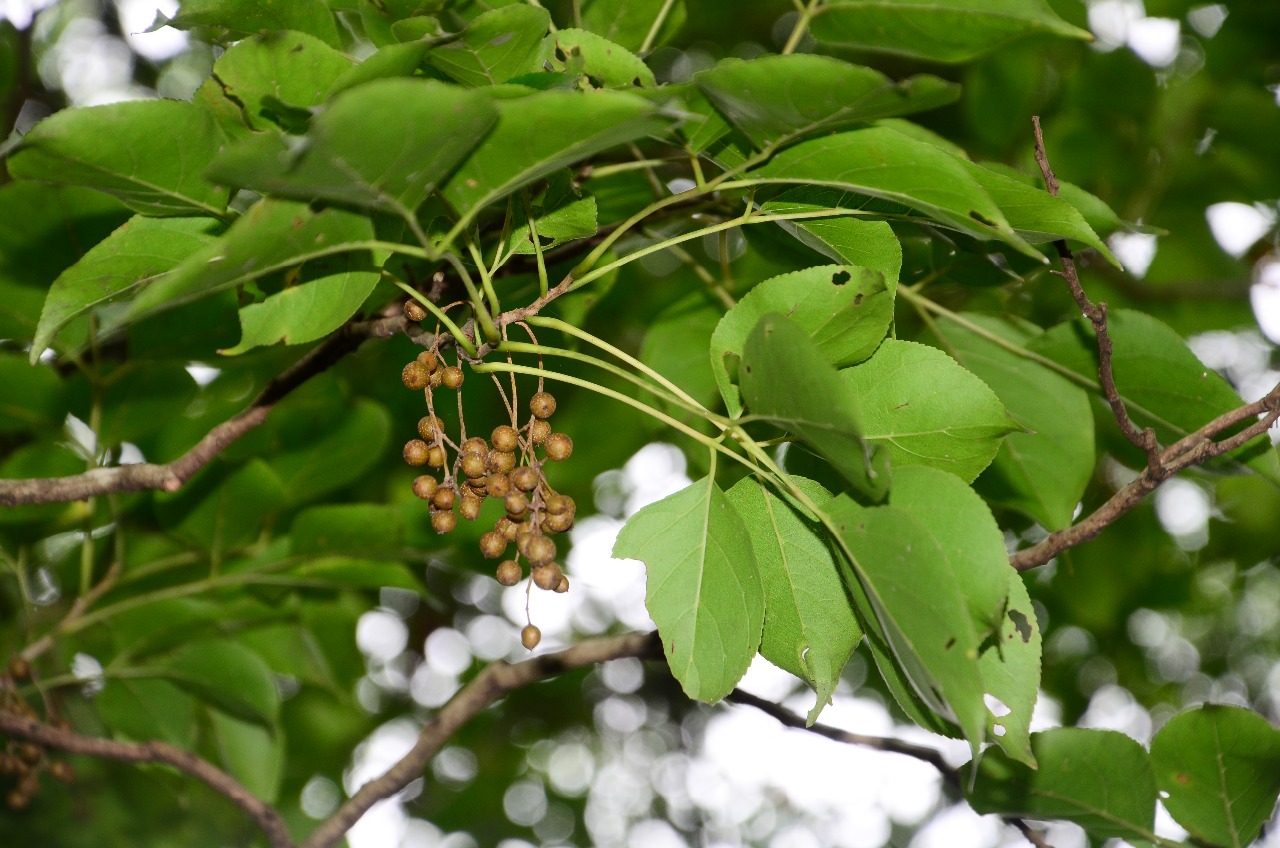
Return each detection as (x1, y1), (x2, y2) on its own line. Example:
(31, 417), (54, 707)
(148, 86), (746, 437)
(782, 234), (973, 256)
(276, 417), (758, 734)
(460, 436), (488, 454)
(460, 452), (488, 479)
(479, 531), (506, 559)
(496, 517), (520, 541)
(416, 350), (439, 372)
(511, 466), (540, 492)
(530, 391), (557, 419)
(403, 439), (430, 466)
(412, 476), (439, 500)
(521, 624), (542, 650)
(543, 511), (574, 534)
(404, 300), (428, 322)
(486, 473), (512, 498)
(532, 563), (562, 591)
(432, 487), (457, 511)
(530, 419), (552, 445)
(525, 535), (556, 566)
(431, 510), (457, 534)
(7, 656), (30, 681)
(417, 415), (443, 440)
(491, 425), (519, 452)
(496, 560), (522, 586)
(544, 493), (574, 515)
(487, 450), (516, 474)
(505, 492), (529, 518)
(441, 366), (464, 389)
(426, 445), (447, 467)
(459, 494), (483, 521)
(401, 361), (430, 390)
(49, 761), (75, 784)
(544, 433), (573, 462)
(555, 575), (570, 594)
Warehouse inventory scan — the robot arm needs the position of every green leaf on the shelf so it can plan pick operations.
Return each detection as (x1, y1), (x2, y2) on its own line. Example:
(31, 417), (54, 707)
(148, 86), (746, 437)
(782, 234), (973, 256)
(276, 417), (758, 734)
(221, 271), (379, 354)
(641, 292), (724, 414)
(284, 558), (426, 592)
(888, 467), (1008, 633)
(193, 31), (354, 135)
(427, 6), (550, 87)
(934, 313), (1094, 530)
(551, 28), (656, 87)
(155, 459), (287, 551)
(613, 473), (763, 703)
(96, 362), (199, 445)
(504, 171), (598, 255)
(8, 100), (232, 218)
(739, 312), (890, 501)
(979, 571), (1041, 767)
(0, 356), (67, 434)
(580, 0), (686, 52)
(291, 504), (405, 559)
(440, 89), (668, 224)
(32, 216), (225, 361)
(208, 709), (284, 803)
(964, 160), (1118, 263)
(713, 265), (895, 417)
(272, 398), (391, 504)
(160, 639), (281, 728)
(811, 0), (1093, 63)
(826, 496), (988, 747)
(207, 79), (499, 213)
(725, 475), (860, 723)
(979, 161), (1124, 240)
(160, 0), (342, 48)
(1150, 704), (1280, 848)
(96, 678), (197, 748)
(969, 728), (1159, 842)
(751, 126), (1043, 261)
(696, 55), (958, 151)
(1030, 308), (1280, 485)
(840, 340), (1020, 483)
(125, 200), (378, 324)
(756, 188), (903, 280)
(327, 41), (431, 96)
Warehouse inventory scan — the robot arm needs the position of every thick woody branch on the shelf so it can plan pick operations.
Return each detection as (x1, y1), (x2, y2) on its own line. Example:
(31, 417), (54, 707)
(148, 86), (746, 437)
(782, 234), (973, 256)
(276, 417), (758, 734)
(0, 709), (293, 848)
(0, 313), (419, 507)
(299, 630), (664, 848)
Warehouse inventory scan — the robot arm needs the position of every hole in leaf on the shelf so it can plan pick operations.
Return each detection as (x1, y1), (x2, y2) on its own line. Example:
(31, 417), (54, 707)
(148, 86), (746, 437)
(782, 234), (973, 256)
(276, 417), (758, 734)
(1007, 609), (1032, 643)
(831, 270), (851, 286)
(992, 723), (1006, 737)
(984, 693), (1011, 717)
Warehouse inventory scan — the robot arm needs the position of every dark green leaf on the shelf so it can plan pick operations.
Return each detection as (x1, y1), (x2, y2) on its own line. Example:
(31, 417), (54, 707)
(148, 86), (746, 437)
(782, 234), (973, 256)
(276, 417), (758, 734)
(751, 127), (1043, 260)
(969, 728), (1159, 841)
(208, 709), (284, 803)
(979, 161), (1124, 240)
(96, 678), (197, 748)
(811, 0), (1092, 63)
(725, 475), (860, 723)
(221, 271), (379, 354)
(125, 200), (378, 324)
(292, 504), (405, 559)
(840, 340), (1020, 483)
(551, 28), (656, 87)
(8, 100), (232, 218)
(1031, 308), (1280, 484)
(160, 639), (281, 728)
(272, 399), (391, 504)
(161, 0), (342, 48)
(440, 89), (668, 224)
(613, 473), (763, 703)
(713, 264), (894, 416)
(1150, 704), (1280, 847)
(155, 459), (287, 551)
(697, 54), (958, 150)
(978, 571), (1042, 767)
(934, 313), (1094, 530)
(0, 356), (67, 434)
(32, 216), (225, 360)
(284, 558), (426, 592)
(641, 292), (724, 414)
(503, 171), (598, 255)
(327, 41), (431, 96)
(96, 362), (199, 445)
(756, 188), (903, 279)
(739, 312), (890, 501)
(207, 79), (499, 213)
(427, 6), (550, 87)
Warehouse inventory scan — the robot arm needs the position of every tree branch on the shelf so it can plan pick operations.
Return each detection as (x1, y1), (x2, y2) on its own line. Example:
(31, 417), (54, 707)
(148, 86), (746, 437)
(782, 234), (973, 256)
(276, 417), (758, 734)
(0, 312), (421, 507)
(1011, 117), (1280, 571)
(299, 630), (664, 848)
(0, 709), (293, 848)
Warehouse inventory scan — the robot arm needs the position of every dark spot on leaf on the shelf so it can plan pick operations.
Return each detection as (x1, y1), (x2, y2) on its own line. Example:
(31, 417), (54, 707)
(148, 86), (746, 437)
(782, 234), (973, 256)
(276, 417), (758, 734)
(969, 210), (998, 228)
(291, 43), (304, 54)
(1175, 772), (1190, 785)
(853, 293), (864, 306)
(945, 637), (956, 650)
(1007, 609), (1032, 643)
(831, 270), (851, 286)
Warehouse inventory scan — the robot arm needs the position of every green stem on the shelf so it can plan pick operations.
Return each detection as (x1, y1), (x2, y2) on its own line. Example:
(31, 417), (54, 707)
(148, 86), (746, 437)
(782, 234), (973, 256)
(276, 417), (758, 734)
(464, 233), (502, 316)
(521, 190), (550, 298)
(585, 159), (681, 180)
(643, 226), (735, 309)
(638, 0), (678, 53)
(782, 0), (822, 55)
(442, 252), (500, 346)
(389, 278), (476, 356)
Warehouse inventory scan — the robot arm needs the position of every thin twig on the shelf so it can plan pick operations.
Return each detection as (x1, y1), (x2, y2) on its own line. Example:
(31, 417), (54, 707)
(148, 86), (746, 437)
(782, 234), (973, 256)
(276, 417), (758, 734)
(299, 631), (663, 848)
(1031, 116), (1160, 466)
(20, 560), (121, 662)
(0, 710), (293, 848)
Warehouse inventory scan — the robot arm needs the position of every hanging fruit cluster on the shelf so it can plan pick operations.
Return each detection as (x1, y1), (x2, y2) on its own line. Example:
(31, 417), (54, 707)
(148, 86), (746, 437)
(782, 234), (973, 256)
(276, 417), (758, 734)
(2, 656), (76, 812)
(400, 328), (577, 650)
